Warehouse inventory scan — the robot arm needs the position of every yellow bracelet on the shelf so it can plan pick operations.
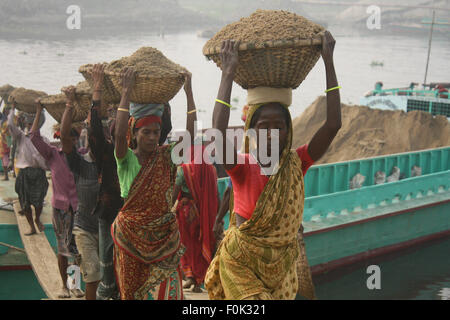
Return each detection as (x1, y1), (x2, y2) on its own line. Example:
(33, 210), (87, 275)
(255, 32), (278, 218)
(187, 109), (197, 114)
(325, 86), (341, 93)
(117, 108), (129, 113)
(215, 99), (232, 108)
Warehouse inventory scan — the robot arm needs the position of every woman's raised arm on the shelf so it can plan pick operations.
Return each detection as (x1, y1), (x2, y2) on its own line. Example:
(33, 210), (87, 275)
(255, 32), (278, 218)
(212, 40), (240, 172)
(114, 67), (136, 159)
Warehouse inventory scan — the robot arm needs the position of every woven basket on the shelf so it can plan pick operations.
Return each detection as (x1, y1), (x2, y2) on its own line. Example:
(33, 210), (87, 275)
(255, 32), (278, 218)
(8, 88), (48, 113)
(0, 84), (15, 101)
(203, 36), (323, 89)
(105, 70), (186, 104)
(41, 93), (90, 123)
(79, 64), (121, 103)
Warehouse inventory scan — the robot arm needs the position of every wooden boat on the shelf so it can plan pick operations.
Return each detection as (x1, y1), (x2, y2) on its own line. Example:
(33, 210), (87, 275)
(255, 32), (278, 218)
(1, 147), (449, 298)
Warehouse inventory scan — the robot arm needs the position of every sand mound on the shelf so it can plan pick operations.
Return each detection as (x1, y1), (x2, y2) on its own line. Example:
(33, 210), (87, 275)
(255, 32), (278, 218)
(8, 87), (47, 113)
(106, 47), (186, 77)
(292, 96), (450, 164)
(0, 84), (15, 100)
(204, 9), (324, 50)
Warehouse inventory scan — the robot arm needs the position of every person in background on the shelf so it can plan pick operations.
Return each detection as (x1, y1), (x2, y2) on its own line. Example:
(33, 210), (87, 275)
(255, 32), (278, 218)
(60, 86), (101, 300)
(0, 104), (12, 180)
(8, 98), (48, 236)
(88, 64), (124, 300)
(172, 74), (219, 293)
(29, 99), (84, 299)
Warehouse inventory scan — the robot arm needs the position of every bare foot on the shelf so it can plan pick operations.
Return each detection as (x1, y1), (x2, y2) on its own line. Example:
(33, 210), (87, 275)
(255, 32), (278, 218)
(70, 288), (85, 298)
(183, 277), (195, 289)
(35, 220), (45, 232)
(24, 229), (37, 236)
(58, 287), (71, 299)
(192, 285), (203, 293)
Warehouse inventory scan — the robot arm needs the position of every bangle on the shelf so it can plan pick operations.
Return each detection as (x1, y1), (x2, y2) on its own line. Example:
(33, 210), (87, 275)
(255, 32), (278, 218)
(117, 108), (129, 113)
(187, 109), (196, 115)
(215, 99), (232, 108)
(325, 85), (341, 93)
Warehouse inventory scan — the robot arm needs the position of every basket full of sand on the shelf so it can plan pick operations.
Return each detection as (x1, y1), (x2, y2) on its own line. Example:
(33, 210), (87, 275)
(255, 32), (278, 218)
(0, 84), (15, 101)
(79, 63), (121, 104)
(80, 47), (188, 104)
(41, 81), (93, 123)
(203, 10), (325, 89)
(8, 87), (48, 113)
(105, 47), (188, 104)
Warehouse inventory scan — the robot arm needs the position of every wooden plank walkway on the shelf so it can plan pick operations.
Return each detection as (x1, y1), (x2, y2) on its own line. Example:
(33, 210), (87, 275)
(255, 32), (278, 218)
(13, 201), (83, 300)
(13, 199), (209, 300)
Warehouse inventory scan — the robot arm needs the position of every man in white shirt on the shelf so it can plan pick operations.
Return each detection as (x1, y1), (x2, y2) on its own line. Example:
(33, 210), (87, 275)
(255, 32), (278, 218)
(8, 99), (49, 235)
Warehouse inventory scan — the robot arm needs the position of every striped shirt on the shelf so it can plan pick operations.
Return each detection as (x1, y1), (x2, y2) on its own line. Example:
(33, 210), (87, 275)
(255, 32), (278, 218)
(66, 148), (100, 234)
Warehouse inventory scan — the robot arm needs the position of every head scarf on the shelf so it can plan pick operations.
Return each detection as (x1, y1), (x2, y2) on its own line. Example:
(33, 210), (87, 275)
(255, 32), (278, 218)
(247, 87), (292, 107)
(126, 103), (164, 148)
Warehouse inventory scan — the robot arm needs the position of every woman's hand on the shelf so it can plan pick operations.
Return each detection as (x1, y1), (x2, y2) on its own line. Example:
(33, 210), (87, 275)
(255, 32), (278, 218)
(321, 31), (335, 67)
(121, 67), (136, 97)
(34, 98), (44, 113)
(92, 63), (105, 92)
(220, 40), (240, 78)
(62, 86), (76, 107)
(213, 217), (224, 240)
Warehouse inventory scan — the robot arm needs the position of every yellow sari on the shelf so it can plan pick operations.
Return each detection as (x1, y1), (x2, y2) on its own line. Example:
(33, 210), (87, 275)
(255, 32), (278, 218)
(205, 104), (315, 300)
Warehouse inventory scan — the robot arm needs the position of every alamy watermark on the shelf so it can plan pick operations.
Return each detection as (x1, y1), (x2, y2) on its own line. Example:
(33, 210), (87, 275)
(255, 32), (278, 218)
(366, 265), (381, 290)
(66, 5), (81, 30)
(66, 265), (81, 290)
(366, 5), (381, 30)
(170, 122), (281, 175)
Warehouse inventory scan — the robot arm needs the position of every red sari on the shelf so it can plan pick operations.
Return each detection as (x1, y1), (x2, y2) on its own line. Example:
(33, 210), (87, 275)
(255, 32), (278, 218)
(176, 159), (218, 284)
(112, 145), (184, 300)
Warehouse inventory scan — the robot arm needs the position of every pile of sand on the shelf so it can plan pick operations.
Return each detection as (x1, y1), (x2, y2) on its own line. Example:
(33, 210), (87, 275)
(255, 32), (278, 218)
(8, 87), (48, 113)
(0, 84), (15, 100)
(292, 96), (450, 164)
(106, 47), (187, 77)
(204, 10), (324, 49)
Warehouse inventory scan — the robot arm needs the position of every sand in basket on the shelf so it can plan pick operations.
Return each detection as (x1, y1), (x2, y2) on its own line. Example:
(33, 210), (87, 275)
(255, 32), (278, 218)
(79, 63), (121, 104)
(203, 10), (325, 89)
(0, 84), (15, 101)
(105, 47), (188, 104)
(8, 88), (48, 113)
(41, 81), (93, 123)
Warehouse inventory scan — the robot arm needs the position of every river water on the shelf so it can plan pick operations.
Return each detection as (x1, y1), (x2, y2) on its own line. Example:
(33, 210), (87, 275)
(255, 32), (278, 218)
(0, 31), (449, 300)
(0, 31), (449, 138)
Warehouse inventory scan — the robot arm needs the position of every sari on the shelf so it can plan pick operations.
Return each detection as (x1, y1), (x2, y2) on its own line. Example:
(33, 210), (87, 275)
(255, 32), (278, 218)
(205, 104), (316, 300)
(175, 159), (218, 284)
(0, 120), (11, 168)
(112, 145), (185, 300)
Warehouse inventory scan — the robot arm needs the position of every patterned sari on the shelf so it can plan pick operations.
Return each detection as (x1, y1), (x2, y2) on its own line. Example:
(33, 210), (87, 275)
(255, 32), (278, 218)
(176, 160), (218, 284)
(111, 145), (185, 300)
(205, 104), (315, 300)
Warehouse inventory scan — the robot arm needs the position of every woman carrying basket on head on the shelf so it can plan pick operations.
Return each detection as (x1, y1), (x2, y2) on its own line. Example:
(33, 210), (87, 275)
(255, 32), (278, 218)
(112, 66), (195, 300)
(205, 31), (341, 300)
(172, 74), (219, 292)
